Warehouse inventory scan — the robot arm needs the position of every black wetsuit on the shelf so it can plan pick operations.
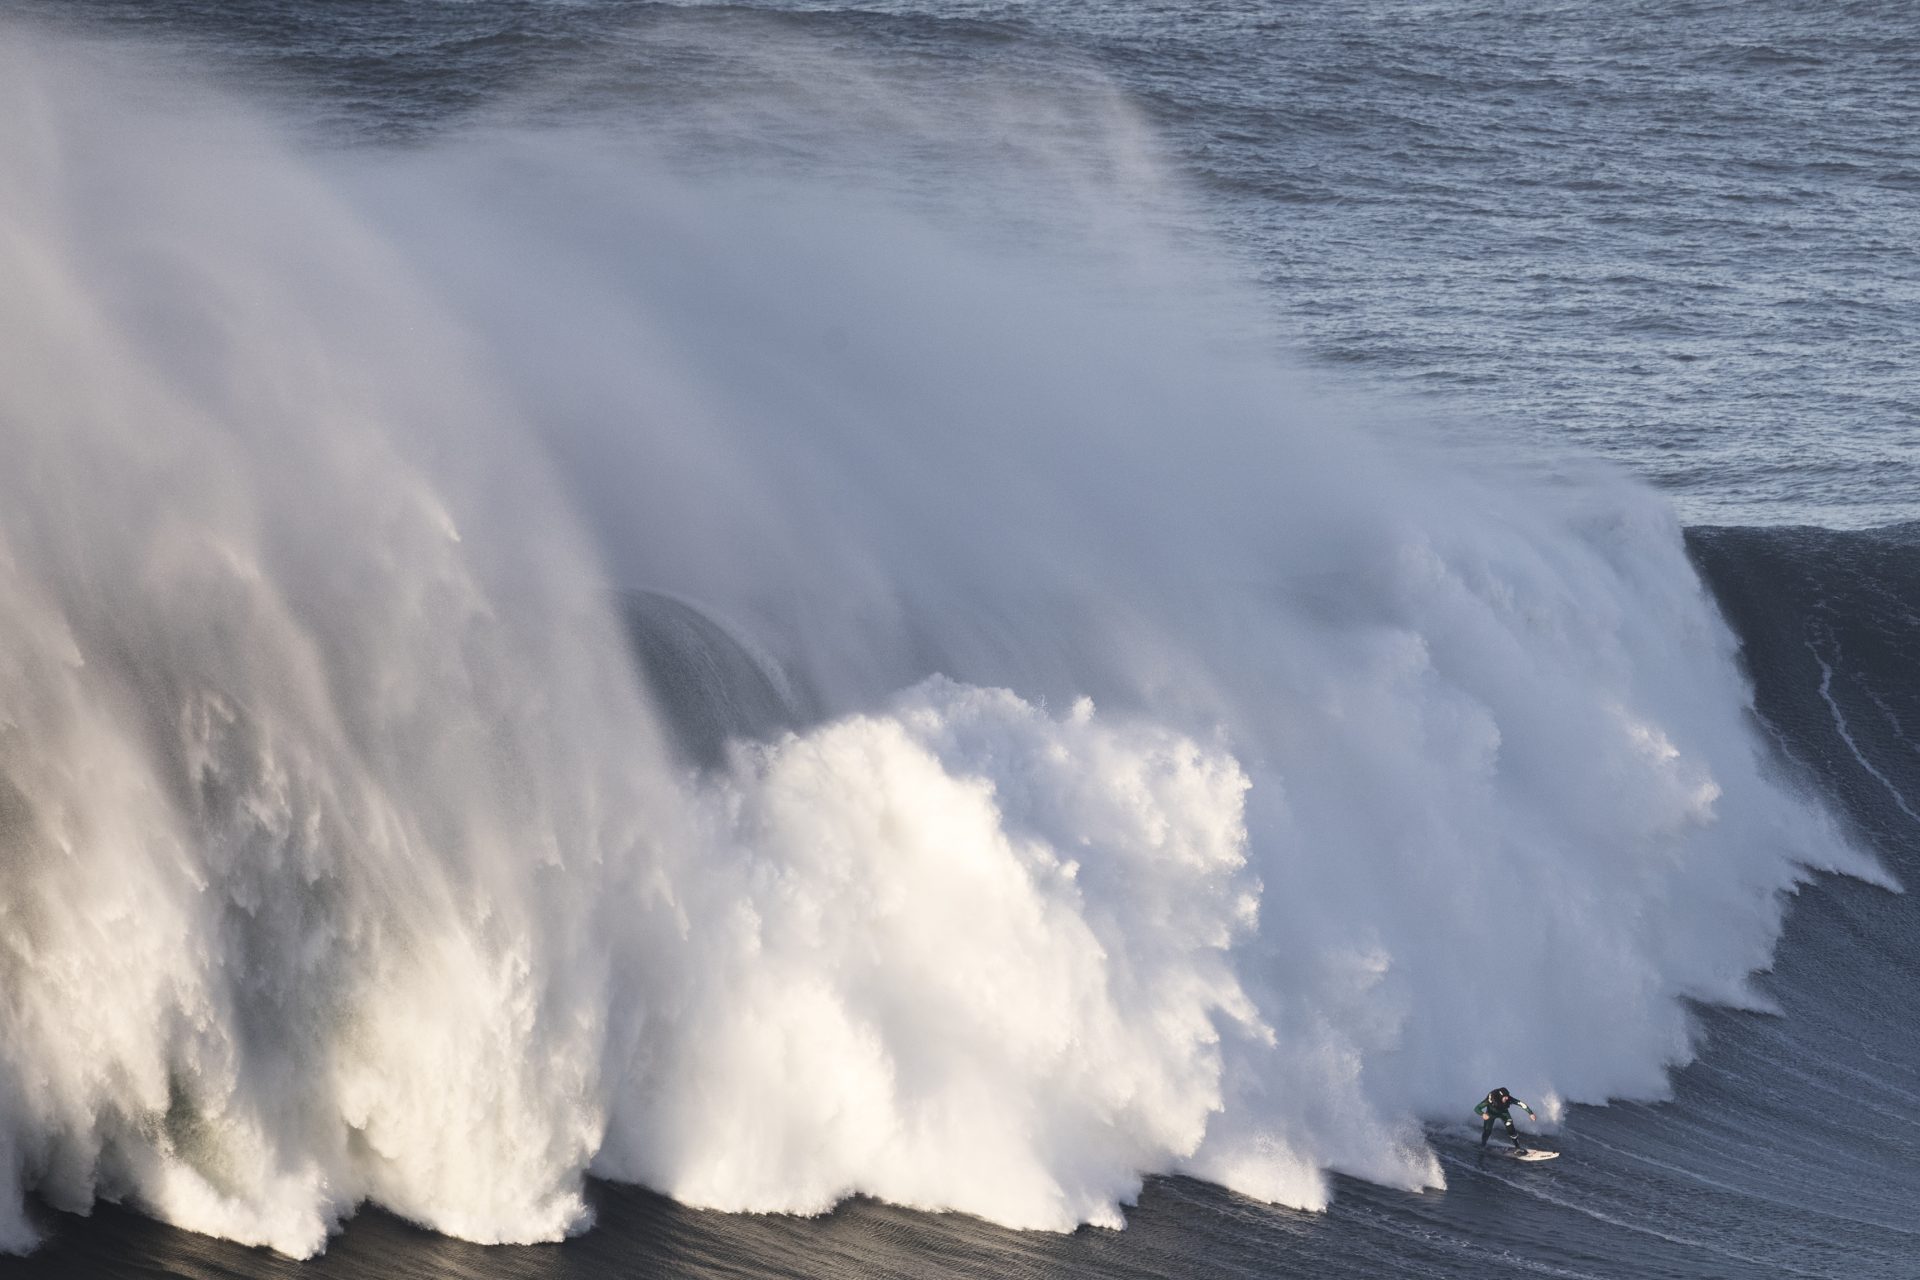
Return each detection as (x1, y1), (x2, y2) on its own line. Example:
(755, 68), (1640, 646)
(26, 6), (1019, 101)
(1475, 1089), (1535, 1149)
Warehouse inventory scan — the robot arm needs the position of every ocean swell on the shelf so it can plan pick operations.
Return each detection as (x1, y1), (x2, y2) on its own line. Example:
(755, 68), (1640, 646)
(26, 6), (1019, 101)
(0, 25), (1883, 1258)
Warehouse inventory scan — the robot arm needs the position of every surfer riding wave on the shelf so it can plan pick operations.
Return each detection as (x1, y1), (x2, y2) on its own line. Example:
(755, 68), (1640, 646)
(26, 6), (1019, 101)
(1475, 1086), (1536, 1152)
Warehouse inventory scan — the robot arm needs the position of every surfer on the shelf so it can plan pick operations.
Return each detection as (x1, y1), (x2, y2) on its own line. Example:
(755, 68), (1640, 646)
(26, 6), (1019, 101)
(1475, 1086), (1536, 1151)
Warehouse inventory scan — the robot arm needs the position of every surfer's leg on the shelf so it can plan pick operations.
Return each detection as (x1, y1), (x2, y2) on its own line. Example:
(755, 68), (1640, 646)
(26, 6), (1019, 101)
(1480, 1117), (1493, 1147)
(1504, 1116), (1522, 1148)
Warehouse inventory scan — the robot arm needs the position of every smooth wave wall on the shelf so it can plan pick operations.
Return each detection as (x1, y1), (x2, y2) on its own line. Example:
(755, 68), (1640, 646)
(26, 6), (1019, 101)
(0, 26), (1884, 1258)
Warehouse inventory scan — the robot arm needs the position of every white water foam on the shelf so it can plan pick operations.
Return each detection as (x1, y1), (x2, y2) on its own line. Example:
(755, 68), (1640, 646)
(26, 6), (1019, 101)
(0, 25), (1884, 1258)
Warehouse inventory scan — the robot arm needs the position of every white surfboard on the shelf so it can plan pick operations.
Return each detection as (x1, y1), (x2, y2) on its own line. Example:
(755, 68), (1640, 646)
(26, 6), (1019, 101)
(1510, 1148), (1559, 1162)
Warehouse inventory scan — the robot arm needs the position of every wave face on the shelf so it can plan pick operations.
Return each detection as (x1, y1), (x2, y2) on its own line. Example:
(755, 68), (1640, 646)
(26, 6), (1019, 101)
(1690, 523), (1920, 869)
(0, 25), (1885, 1261)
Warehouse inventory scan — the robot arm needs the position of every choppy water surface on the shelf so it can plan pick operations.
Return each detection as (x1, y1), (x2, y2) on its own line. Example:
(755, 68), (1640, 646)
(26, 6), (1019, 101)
(37, 0), (1920, 525)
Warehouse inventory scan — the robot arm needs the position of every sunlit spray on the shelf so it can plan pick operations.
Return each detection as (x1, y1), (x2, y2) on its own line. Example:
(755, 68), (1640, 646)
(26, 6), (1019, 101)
(0, 24), (1882, 1257)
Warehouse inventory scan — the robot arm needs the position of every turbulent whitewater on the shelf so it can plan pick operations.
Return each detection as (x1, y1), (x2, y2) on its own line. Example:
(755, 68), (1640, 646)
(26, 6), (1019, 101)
(0, 26), (1883, 1259)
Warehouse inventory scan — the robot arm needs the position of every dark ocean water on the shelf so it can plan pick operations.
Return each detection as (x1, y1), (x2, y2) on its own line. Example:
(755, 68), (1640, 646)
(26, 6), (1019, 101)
(5, 2), (1918, 1278)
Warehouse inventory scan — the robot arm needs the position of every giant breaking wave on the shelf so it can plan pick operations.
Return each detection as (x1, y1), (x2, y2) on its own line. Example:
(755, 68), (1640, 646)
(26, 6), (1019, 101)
(0, 26), (1884, 1258)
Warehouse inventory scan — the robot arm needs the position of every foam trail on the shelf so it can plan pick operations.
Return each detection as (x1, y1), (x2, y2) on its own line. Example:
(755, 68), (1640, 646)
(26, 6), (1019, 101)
(0, 22), (1885, 1258)
(1809, 629), (1920, 828)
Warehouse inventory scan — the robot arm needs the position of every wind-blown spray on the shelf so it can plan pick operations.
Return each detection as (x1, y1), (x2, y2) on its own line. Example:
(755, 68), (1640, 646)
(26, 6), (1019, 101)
(0, 24), (1882, 1258)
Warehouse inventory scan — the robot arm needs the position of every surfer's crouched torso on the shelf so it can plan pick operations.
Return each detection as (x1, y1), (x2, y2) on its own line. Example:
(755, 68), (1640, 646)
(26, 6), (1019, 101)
(1475, 1087), (1534, 1149)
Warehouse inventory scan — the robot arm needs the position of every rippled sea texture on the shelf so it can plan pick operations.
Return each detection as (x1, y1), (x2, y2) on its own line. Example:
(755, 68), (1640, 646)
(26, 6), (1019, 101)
(34, 0), (1920, 525)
